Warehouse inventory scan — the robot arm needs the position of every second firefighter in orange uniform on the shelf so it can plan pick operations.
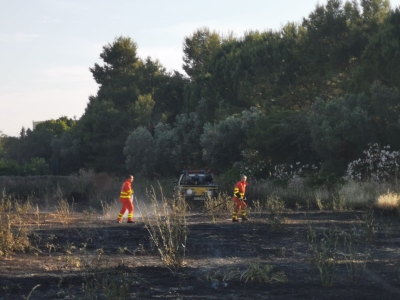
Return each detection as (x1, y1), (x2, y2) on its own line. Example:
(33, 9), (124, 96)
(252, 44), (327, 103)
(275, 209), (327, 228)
(232, 175), (249, 222)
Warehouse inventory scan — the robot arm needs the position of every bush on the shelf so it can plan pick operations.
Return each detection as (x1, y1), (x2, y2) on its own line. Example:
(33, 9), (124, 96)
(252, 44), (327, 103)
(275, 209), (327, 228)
(0, 214), (31, 258)
(345, 143), (400, 182)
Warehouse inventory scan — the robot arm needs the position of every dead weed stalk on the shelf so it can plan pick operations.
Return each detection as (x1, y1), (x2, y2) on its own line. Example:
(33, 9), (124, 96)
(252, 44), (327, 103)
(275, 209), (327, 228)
(266, 196), (287, 230)
(0, 214), (31, 258)
(307, 225), (338, 287)
(342, 234), (371, 283)
(204, 193), (232, 223)
(101, 199), (118, 220)
(138, 185), (188, 272)
(14, 199), (32, 214)
(363, 204), (376, 242)
(55, 198), (74, 226)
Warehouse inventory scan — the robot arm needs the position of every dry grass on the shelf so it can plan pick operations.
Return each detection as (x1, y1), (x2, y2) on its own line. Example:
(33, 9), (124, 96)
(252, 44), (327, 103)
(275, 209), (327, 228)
(0, 181), (399, 298)
(338, 181), (389, 209)
(138, 185), (188, 272)
(314, 188), (330, 210)
(14, 199), (32, 214)
(240, 262), (288, 284)
(248, 179), (400, 212)
(249, 178), (315, 208)
(0, 195), (34, 258)
(0, 194), (12, 213)
(0, 214), (31, 258)
(101, 199), (119, 220)
(250, 199), (264, 219)
(308, 227), (338, 287)
(266, 196), (287, 230)
(203, 193), (233, 223)
(376, 191), (400, 209)
(54, 198), (74, 226)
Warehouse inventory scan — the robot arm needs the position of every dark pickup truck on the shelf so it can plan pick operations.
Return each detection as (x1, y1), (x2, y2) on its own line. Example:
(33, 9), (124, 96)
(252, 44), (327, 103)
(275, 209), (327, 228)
(174, 170), (218, 200)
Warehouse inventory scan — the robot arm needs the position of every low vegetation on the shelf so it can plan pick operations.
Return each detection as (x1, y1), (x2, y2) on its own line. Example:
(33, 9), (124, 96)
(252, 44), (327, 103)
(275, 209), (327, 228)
(138, 186), (188, 272)
(0, 176), (400, 299)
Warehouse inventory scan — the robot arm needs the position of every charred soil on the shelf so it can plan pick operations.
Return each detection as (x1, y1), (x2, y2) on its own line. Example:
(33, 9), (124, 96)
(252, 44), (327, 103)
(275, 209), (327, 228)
(1, 207), (400, 299)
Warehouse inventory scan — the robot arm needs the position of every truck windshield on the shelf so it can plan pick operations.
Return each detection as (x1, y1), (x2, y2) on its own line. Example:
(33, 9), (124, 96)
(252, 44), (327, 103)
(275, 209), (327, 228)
(181, 174), (205, 185)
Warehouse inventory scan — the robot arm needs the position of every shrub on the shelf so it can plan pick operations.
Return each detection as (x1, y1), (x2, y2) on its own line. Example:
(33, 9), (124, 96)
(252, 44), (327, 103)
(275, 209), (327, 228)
(345, 143), (400, 182)
(0, 215), (31, 258)
(266, 196), (286, 230)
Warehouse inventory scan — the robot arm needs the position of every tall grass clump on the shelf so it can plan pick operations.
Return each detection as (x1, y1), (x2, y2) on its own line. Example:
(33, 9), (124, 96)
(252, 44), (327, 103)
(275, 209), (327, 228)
(0, 191), (12, 213)
(251, 199), (264, 218)
(240, 262), (288, 284)
(204, 193), (233, 223)
(248, 178), (315, 208)
(376, 191), (400, 210)
(0, 190), (32, 214)
(314, 187), (330, 210)
(138, 185), (188, 272)
(338, 180), (391, 209)
(342, 233), (371, 283)
(266, 196), (286, 230)
(54, 198), (74, 226)
(0, 214), (31, 258)
(308, 226), (338, 287)
(363, 203), (376, 242)
(100, 199), (119, 220)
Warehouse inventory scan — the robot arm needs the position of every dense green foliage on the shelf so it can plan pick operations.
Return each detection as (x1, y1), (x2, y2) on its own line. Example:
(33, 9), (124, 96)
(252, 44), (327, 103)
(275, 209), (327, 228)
(1, 1), (400, 183)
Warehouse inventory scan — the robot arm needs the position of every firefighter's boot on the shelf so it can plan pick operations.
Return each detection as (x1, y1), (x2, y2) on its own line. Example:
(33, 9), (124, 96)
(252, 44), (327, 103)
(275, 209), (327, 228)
(127, 213), (134, 223)
(117, 213), (123, 223)
(232, 212), (239, 222)
(241, 210), (248, 221)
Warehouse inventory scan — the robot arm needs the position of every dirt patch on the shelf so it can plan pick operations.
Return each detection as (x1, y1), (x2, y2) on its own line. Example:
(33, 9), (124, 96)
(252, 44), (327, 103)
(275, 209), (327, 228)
(1, 208), (400, 299)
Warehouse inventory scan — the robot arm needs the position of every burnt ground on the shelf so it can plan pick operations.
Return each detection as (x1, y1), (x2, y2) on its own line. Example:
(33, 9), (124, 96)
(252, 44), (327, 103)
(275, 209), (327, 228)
(1, 206), (400, 300)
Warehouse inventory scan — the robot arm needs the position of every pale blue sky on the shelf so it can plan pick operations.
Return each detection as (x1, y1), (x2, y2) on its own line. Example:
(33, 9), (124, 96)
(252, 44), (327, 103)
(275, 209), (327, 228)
(1, 0), (400, 137)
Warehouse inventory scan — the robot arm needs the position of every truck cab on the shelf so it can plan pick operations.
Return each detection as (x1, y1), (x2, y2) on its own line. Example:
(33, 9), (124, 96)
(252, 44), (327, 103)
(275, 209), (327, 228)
(174, 170), (218, 200)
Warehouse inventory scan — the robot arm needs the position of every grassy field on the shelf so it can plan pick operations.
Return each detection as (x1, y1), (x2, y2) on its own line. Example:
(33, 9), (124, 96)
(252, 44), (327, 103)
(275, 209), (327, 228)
(0, 175), (400, 299)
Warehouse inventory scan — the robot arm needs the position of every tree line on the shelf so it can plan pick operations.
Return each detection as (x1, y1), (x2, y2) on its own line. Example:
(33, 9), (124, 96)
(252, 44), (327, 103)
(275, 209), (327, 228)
(1, 0), (399, 184)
